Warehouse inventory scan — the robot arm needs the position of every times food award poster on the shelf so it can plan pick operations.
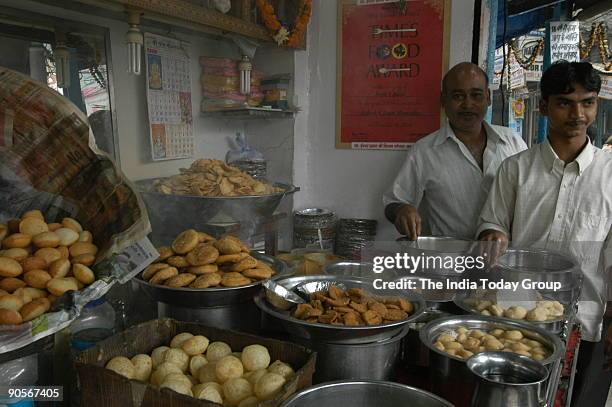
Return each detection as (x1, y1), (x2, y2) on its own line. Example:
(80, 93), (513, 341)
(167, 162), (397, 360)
(337, 0), (450, 149)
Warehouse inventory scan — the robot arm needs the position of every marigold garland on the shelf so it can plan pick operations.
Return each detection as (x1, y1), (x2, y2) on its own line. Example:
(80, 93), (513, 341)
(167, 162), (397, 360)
(256, 0), (312, 48)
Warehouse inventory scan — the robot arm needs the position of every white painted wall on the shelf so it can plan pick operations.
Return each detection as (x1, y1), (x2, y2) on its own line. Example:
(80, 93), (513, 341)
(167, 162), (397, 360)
(0, 0), (250, 181)
(293, 0), (475, 241)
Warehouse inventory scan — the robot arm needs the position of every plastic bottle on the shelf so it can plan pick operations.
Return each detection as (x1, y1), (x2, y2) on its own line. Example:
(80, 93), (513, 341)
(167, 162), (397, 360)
(70, 298), (116, 351)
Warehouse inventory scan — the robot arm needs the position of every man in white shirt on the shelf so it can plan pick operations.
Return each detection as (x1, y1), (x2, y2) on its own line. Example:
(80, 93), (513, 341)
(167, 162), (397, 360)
(478, 61), (611, 406)
(383, 62), (526, 240)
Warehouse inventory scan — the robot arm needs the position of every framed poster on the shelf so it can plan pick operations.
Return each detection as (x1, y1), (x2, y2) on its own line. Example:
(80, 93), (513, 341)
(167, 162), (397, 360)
(336, 0), (451, 149)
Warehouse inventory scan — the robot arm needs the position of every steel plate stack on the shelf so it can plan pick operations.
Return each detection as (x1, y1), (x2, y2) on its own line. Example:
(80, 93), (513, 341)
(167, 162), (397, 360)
(334, 218), (378, 260)
(293, 208), (338, 250)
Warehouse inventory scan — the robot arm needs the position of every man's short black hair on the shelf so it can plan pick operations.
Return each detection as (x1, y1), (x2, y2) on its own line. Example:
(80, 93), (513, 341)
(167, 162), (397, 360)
(540, 61), (601, 100)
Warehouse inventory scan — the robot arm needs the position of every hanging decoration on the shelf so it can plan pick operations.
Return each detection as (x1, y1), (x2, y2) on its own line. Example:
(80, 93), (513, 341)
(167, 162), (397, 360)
(256, 0), (312, 48)
(579, 22), (611, 72)
(509, 39), (544, 70)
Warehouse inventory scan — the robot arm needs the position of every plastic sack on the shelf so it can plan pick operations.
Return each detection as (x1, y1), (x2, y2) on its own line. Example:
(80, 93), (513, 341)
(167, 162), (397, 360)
(225, 132), (264, 164)
(0, 67), (157, 354)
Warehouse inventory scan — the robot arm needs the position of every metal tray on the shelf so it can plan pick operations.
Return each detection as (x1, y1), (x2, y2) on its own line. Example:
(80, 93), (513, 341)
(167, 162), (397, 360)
(254, 275), (426, 344)
(134, 252), (287, 307)
(136, 178), (299, 226)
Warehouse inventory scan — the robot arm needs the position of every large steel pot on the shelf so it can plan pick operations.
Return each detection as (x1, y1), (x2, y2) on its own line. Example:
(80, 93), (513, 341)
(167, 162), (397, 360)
(419, 315), (563, 407)
(281, 380), (454, 407)
(294, 326), (409, 383)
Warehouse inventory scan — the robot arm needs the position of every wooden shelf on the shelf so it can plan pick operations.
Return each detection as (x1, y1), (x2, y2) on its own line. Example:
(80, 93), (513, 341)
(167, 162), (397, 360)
(41, 0), (272, 42)
(201, 107), (296, 119)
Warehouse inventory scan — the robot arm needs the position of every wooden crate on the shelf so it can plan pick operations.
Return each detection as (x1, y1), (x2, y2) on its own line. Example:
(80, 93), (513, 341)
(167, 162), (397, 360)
(74, 319), (316, 407)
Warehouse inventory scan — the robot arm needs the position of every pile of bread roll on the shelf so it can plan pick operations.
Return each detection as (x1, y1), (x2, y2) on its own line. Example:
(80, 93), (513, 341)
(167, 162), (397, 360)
(142, 230), (276, 289)
(105, 332), (295, 406)
(0, 210), (98, 325)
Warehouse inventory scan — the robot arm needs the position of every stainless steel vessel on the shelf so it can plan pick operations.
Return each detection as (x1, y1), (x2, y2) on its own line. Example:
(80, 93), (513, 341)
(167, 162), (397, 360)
(419, 315), (563, 407)
(395, 236), (475, 278)
(294, 326), (409, 383)
(136, 178), (298, 243)
(467, 352), (549, 407)
(281, 380), (454, 407)
(254, 275), (426, 344)
(134, 252), (286, 307)
(135, 252), (286, 332)
(453, 292), (568, 333)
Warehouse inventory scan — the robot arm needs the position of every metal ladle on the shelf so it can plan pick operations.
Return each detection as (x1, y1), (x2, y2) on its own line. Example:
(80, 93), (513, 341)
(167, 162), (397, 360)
(263, 279), (305, 311)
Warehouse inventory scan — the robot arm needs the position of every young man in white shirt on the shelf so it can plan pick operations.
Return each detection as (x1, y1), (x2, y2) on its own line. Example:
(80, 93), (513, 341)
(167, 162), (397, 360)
(478, 61), (612, 406)
(384, 62), (526, 240)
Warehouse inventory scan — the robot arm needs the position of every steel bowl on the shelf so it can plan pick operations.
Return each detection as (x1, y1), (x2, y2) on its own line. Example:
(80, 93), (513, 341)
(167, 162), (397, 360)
(254, 275), (426, 344)
(419, 315), (563, 407)
(494, 248), (580, 291)
(419, 315), (564, 366)
(453, 292), (569, 333)
(134, 252), (287, 307)
(281, 380), (454, 407)
(136, 178), (299, 241)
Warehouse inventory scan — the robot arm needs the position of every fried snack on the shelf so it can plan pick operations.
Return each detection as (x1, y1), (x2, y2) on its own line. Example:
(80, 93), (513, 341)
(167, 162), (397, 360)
(23, 270), (52, 289)
(167, 256), (190, 268)
(165, 273), (196, 288)
(0, 257), (23, 277)
(0, 277), (27, 293)
(186, 244), (219, 266)
(242, 268), (273, 280)
(22, 256), (48, 273)
(214, 236), (243, 255)
(19, 217), (48, 236)
(216, 253), (248, 264)
(72, 264), (95, 285)
(190, 273), (222, 288)
(149, 267), (179, 285)
(142, 263), (171, 280)
(290, 285), (412, 327)
(20, 297), (51, 321)
(188, 264), (218, 275)
(153, 159), (283, 197)
(71, 253), (95, 266)
(55, 228), (79, 246)
(172, 229), (200, 254)
(0, 308), (23, 324)
(221, 272), (252, 287)
(155, 246), (174, 262)
(231, 256), (258, 272)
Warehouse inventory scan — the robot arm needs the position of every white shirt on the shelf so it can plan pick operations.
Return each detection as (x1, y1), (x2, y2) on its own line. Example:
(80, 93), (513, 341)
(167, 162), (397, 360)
(383, 120), (527, 239)
(477, 139), (612, 341)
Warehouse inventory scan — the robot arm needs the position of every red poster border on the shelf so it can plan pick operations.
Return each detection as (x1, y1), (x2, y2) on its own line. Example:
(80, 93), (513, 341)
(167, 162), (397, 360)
(335, 0), (451, 150)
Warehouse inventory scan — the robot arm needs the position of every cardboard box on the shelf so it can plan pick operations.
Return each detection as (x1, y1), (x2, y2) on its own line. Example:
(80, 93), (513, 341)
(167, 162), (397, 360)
(74, 319), (316, 407)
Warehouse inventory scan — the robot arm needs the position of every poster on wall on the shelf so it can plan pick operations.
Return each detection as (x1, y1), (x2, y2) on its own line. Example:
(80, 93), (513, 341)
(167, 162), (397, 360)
(336, 0), (450, 150)
(144, 33), (194, 161)
(549, 21), (580, 63)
